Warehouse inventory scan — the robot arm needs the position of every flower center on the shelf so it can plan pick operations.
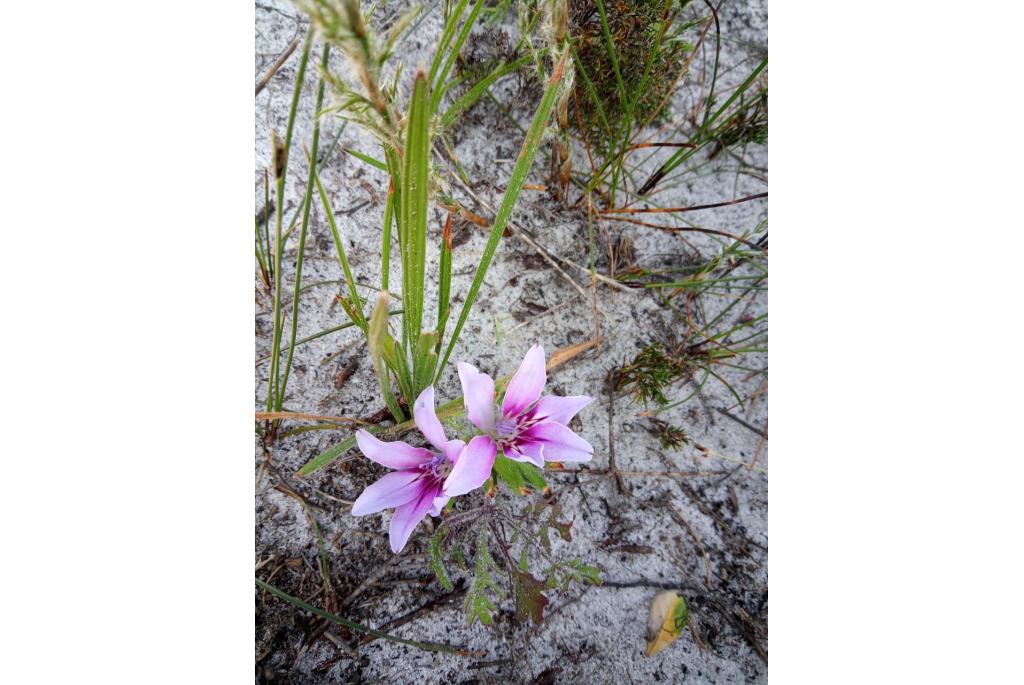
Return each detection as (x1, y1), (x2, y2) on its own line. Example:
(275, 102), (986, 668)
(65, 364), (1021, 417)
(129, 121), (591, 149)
(423, 453), (451, 479)
(495, 417), (518, 440)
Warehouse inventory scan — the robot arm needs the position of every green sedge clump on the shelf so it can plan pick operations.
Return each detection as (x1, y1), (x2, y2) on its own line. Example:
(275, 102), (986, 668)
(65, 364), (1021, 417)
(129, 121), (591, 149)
(570, 0), (694, 153)
(614, 342), (692, 407)
(711, 82), (768, 157)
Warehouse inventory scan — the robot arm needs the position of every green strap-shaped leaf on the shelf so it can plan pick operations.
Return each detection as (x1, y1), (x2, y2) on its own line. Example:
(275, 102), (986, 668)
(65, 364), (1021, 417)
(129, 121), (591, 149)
(428, 0), (469, 86)
(296, 432), (357, 477)
(313, 162), (366, 331)
(400, 70), (431, 378)
(436, 52), (569, 382)
(436, 212), (453, 347)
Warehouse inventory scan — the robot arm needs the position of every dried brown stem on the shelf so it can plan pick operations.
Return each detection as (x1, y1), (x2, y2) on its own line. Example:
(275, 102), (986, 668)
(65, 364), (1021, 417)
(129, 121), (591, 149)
(256, 34), (302, 96)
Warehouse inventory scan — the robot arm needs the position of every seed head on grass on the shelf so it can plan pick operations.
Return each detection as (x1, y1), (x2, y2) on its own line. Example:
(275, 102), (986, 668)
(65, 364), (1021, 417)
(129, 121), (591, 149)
(298, 0), (412, 146)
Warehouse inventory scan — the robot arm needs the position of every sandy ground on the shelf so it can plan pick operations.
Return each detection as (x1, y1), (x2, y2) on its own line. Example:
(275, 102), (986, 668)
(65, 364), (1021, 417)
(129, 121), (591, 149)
(256, 1), (767, 682)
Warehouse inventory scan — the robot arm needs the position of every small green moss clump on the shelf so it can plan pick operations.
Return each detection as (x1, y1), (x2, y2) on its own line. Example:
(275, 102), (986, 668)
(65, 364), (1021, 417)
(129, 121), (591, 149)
(570, 0), (692, 152)
(614, 342), (692, 406)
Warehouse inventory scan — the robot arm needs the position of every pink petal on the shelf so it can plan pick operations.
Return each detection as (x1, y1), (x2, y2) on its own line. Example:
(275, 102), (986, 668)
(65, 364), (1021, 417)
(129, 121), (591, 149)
(356, 430), (434, 469)
(442, 438), (465, 464)
(443, 435), (497, 497)
(428, 494), (450, 517)
(506, 443), (544, 468)
(457, 362), (495, 432)
(413, 386), (447, 451)
(531, 394), (594, 426)
(521, 420), (593, 462)
(389, 481), (440, 553)
(501, 345), (546, 417)
(350, 470), (425, 516)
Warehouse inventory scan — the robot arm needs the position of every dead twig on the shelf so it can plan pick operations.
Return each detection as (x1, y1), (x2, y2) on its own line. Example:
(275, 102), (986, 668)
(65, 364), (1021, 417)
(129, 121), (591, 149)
(256, 411), (366, 425)
(508, 295), (581, 334)
(323, 631), (359, 659)
(748, 429), (767, 470)
(667, 502), (713, 590)
(604, 216), (767, 252)
(606, 379), (626, 495)
(547, 468), (728, 480)
(256, 34), (301, 96)
(552, 250), (635, 292)
(361, 589), (469, 647)
(341, 553), (427, 609)
(469, 659), (513, 670)
(715, 407), (767, 438)
(600, 193), (767, 216)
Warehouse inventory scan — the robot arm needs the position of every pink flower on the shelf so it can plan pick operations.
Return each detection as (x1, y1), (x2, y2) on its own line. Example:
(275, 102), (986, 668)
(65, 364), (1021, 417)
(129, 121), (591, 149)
(351, 386), (486, 553)
(453, 345), (594, 479)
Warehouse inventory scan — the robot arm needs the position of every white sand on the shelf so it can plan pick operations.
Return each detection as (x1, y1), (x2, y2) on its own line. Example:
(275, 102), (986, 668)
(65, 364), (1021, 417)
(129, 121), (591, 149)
(256, 1), (767, 681)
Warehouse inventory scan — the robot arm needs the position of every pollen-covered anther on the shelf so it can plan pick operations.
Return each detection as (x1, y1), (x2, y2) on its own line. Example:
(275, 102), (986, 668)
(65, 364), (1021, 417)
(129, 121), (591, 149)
(422, 453), (452, 479)
(495, 418), (518, 440)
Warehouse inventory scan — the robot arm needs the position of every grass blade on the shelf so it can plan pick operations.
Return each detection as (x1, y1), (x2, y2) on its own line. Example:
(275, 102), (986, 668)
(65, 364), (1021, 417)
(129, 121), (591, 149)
(256, 578), (467, 655)
(313, 162), (367, 330)
(343, 146), (388, 171)
(568, 42), (612, 139)
(439, 54), (531, 130)
(431, 0), (485, 112)
(428, 0), (469, 86)
(594, 0), (626, 110)
(436, 52), (568, 381)
(296, 433), (357, 476)
(267, 31), (314, 414)
(256, 312), (401, 364)
(279, 44), (332, 409)
(637, 57), (767, 195)
(262, 170), (271, 282)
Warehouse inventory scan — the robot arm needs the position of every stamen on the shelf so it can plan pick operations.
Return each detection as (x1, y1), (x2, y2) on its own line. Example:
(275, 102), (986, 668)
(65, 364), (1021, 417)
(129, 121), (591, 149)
(496, 418), (518, 439)
(422, 452), (451, 478)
